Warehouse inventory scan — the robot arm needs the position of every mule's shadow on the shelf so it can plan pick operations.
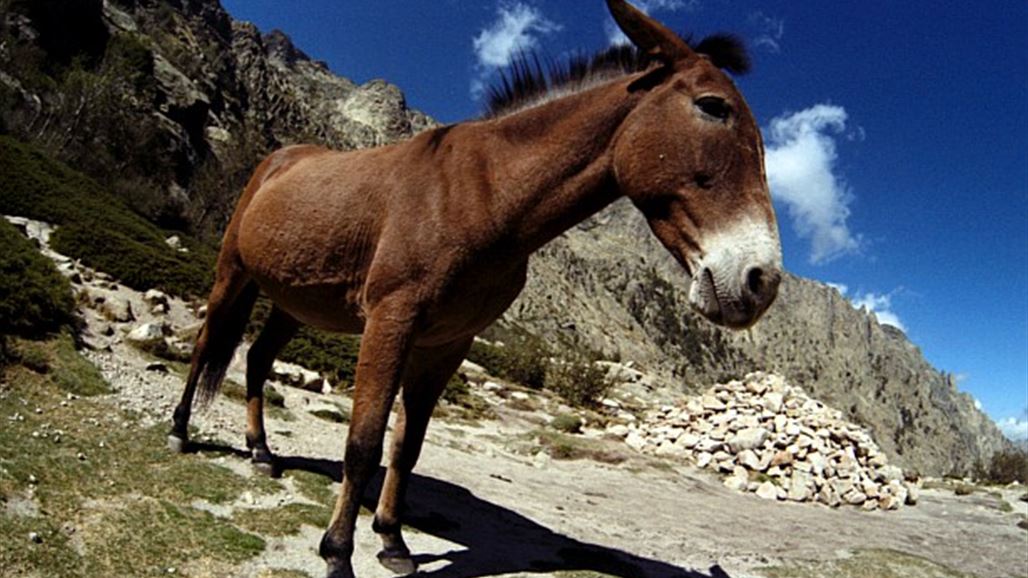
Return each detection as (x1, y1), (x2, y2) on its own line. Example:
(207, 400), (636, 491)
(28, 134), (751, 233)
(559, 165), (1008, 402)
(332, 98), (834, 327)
(279, 449), (731, 578)
(188, 441), (726, 577)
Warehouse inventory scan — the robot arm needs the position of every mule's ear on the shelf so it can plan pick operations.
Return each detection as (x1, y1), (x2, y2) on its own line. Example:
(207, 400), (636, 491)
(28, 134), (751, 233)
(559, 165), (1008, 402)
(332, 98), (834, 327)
(607, 0), (694, 63)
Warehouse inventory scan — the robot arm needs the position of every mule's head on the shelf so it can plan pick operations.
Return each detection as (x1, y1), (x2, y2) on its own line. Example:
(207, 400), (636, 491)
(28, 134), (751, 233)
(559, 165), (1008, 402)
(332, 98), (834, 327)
(607, 0), (782, 329)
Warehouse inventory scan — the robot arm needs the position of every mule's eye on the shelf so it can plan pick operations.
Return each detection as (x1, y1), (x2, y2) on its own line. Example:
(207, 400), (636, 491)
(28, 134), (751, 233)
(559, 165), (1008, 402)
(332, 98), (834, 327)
(695, 96), (731, 121)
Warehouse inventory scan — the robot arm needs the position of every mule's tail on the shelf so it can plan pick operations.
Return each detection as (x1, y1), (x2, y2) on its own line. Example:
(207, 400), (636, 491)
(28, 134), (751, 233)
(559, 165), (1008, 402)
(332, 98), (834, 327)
(195, 281), (259, 406)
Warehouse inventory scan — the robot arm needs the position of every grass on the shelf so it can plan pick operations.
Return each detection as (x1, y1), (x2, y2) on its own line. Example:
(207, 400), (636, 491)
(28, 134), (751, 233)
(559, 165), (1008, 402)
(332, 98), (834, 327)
(0, 218), (75, 339)
(758, 548), (974, 578)
(286, 470), (335, 506)
(309, 407), (349, 424)
(551, 413), (584, 434)
(531, 429), (628, 464)
(0, 336), (283, 576)
(0, 135), (217, 298)
(7, 334), (110, 396)
(233, 503), (333, 537)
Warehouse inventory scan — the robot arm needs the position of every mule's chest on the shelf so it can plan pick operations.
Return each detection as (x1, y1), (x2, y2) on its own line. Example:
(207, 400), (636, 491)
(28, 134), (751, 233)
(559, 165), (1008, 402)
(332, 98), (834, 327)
(415, 259), (529, 347)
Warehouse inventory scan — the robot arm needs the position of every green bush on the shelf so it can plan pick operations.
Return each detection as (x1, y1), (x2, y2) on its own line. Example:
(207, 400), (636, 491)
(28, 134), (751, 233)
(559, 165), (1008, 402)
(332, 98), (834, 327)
(0, 135), (216, 298)
(467, 336), (549, 390)
(545, 357), (613, 408)
(551, 413), (584, 434)
(986, 450), (1028, 485)
(0, 219), (74, 338)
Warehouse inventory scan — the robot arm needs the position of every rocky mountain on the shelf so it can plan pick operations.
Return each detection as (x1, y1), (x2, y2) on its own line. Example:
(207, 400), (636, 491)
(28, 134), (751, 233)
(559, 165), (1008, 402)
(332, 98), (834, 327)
(0, 0), (1009, 476)
(507, 200), (1011, 475)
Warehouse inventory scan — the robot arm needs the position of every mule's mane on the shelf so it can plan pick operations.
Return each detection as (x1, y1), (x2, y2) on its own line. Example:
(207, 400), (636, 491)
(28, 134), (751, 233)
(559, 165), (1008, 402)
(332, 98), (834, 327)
(485, 33), (749, 119)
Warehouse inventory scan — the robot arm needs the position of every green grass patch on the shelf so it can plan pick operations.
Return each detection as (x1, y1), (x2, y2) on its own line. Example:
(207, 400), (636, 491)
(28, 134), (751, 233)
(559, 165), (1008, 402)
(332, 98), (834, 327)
(233, 502), (333, 537)
(0, 135), (217, 298)
(286, 470), (335, 506)
(0, 338), (283, 576)
(551, 413), (584, 434)
(309, 407), (349, 424)
(758, 548), (974, 578)
(0, 218), (75, 339)
(532, 429), (627, 464)
(7, 334), (110, 396)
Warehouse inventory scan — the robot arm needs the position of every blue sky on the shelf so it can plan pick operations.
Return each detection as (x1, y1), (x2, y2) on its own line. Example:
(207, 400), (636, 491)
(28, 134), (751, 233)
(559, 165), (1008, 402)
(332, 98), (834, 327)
(220, 0), (1028, 440)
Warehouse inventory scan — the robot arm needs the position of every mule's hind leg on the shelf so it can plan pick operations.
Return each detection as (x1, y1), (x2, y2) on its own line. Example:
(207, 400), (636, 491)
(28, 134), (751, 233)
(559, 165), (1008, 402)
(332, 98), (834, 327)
(373, 338), (473, 575)
(168, 272), (256, 452)
(244, 305), (299, 474)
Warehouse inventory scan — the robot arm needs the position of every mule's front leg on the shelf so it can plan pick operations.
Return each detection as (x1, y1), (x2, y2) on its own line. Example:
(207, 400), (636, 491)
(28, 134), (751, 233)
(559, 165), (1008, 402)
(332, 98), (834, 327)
(320, 299), (417, 578)
(372, 339), (473, 574)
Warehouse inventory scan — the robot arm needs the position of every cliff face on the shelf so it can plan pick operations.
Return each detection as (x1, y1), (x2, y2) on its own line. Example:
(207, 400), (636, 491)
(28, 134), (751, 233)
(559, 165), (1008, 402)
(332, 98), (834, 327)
(0, 0), (1008, 476)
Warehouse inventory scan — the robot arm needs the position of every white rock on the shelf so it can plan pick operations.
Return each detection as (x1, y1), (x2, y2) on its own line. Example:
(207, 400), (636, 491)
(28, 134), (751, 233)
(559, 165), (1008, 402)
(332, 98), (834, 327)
(729, 427), (770, 452)
(724, 475), (748, 492)
(126, 323), (165, 346)
(756, 481), (779, 500)
(762, 392), (784, 413)
(738, 449), (762, 471)
(695, 452), (713, 469)
(606, 424), (630, 438)
(625, 431), (648, 451)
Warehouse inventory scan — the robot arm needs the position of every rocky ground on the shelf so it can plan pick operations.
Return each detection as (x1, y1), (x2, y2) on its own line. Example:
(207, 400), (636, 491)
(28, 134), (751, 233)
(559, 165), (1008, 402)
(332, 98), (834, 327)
(5, 217), (1027, 578)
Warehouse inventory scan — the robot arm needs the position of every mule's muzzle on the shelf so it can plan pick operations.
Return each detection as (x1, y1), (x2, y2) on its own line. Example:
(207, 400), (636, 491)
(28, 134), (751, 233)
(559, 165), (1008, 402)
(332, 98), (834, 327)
(690, 262), (781, 329)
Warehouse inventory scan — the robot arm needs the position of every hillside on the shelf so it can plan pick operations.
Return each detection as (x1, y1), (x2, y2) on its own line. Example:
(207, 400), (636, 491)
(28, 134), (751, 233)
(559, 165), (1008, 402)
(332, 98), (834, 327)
(0, 0), (1010, 476)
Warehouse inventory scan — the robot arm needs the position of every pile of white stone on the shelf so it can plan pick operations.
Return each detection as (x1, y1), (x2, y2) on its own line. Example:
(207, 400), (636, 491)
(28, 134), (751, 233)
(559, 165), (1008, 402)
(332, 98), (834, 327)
(610, 371), (919, 511)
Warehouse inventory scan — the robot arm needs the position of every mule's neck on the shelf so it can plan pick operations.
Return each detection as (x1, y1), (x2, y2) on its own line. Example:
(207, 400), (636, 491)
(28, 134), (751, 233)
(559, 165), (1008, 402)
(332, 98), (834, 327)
(481, 77), (643, 255)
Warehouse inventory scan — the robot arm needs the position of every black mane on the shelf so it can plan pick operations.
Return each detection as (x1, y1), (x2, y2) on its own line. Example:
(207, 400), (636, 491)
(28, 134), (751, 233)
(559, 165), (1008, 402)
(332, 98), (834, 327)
(485, 33), (749, 118)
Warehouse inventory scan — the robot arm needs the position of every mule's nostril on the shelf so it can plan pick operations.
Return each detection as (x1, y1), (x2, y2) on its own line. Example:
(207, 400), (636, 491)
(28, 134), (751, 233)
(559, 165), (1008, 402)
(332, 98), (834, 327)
(746, 267), (764, 296)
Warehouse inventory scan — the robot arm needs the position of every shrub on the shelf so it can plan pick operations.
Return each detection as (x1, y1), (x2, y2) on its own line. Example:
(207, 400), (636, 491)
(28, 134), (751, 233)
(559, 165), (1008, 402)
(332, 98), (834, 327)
(551, 413), (584, 434)
(545, 356), (613, 408)
(0, 135), (216, 298)
(0, 218), (74, 338)
(986, 450), (1028, 485)
(467, 336), (548, 390)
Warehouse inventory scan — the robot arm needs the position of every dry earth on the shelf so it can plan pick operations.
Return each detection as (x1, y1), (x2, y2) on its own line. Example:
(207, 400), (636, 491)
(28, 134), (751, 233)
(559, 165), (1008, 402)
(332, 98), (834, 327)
(7, 219), (1028, 578)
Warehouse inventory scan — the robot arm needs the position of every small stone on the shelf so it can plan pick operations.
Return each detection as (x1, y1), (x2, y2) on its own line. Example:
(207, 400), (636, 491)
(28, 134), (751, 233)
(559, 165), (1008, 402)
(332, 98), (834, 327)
(906, 485), (920, 505)
(788, 471), (812, 501)
(844, 489), (867, 505)
(76, 452), (86, 461)
(769, 450), (794, 467)
(28, 474), (38, 484)
(676, 433), (700, 449)
(729, 427), (770, 452)
(29, 531), (42, 544)
(724, 475), (748, 492)
(625, 431), (648, 451)
(701, 394), (726, 411)
(737, 449), (762, 471)
(762, 392), (784, 413)
(756, 481), (779, 500)
(606, 424), (629, 437)
(695, 452), (713, 469)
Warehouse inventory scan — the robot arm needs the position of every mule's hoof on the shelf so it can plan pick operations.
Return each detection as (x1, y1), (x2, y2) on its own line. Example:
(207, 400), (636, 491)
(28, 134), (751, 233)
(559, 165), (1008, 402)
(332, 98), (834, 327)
(377, 549), (417, 576)
(325, 561), (356, 578)
(251, 458), (277, 477)
(167, 434), (188, 454)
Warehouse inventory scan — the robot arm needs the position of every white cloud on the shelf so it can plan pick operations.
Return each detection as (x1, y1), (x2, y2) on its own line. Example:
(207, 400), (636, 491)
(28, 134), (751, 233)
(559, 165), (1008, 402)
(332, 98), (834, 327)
(851, 291), (905, 331)
(825, 282), (848, 296)
(830, 283), (906, 331)
(764, 104), (862, 264)
(996, 417), (1028, 442)
(605, 0), (697, 45)
(473, 2), (561, 68)
(749, 12), (784, 53)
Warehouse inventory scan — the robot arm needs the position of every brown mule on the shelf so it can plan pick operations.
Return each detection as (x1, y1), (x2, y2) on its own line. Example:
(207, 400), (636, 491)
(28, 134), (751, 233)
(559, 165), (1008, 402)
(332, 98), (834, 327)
(169, 1), (782, 576)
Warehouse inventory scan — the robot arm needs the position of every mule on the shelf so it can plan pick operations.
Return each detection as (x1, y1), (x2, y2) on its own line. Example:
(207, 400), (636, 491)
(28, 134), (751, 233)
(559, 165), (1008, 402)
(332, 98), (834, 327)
(169, 1), (782, 576)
